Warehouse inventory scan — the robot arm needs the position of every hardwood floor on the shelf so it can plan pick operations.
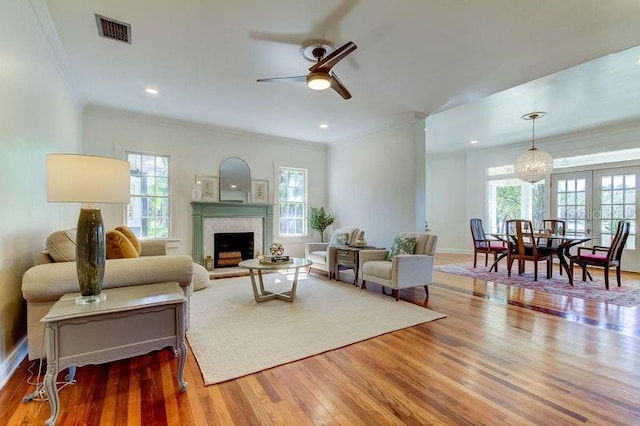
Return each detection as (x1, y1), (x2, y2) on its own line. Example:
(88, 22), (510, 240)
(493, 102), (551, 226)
(2, 253), (639, 425)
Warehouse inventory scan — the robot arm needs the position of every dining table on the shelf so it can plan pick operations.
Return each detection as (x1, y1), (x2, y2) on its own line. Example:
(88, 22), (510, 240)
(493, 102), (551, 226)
(488, 233), (593, 285)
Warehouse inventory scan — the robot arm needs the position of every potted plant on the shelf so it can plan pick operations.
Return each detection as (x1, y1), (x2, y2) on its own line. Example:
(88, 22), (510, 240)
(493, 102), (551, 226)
(309, 207), (335, 242)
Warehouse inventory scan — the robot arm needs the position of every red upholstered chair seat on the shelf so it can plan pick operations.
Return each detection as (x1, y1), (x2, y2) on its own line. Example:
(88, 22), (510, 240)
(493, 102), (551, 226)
(577, 253), (608, 262)
(489, 242), (508, 251)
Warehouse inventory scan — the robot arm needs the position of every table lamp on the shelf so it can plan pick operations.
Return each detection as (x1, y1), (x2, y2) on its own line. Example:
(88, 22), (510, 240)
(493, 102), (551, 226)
(46, 154), (130, 304)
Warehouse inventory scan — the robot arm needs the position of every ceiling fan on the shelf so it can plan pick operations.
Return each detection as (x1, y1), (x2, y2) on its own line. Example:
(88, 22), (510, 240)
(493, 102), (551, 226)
(257, 41), (357, 99)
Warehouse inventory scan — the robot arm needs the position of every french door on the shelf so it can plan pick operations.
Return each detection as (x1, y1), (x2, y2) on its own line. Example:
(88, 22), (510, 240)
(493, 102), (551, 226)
(551, 166), (639, 272)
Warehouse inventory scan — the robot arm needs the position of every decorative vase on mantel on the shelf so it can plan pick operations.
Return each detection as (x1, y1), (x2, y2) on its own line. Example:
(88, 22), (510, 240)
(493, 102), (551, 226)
(192, 181), (202, 201)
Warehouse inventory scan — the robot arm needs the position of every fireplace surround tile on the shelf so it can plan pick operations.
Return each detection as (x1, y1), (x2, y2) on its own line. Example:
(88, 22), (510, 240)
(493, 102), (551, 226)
(192, 202), (273, 265)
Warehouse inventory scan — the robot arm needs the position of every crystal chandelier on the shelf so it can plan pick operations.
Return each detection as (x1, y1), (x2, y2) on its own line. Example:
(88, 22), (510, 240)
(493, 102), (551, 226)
(514, 112), (553, 184)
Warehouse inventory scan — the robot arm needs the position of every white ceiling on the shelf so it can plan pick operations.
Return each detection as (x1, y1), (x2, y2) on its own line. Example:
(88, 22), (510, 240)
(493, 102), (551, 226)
(42, 0), (640, 148)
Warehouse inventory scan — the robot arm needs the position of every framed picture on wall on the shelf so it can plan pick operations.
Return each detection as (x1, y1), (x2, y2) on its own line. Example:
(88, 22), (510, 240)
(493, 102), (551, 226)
(196, 175), (218, 201)
(251, 180), (268, 203)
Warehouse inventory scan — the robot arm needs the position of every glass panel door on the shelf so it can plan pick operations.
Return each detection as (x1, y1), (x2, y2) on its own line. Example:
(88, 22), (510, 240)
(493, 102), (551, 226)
(550, 171), (593, 237)
(593, 167), (638, 271)
(551, 167), (639, 272)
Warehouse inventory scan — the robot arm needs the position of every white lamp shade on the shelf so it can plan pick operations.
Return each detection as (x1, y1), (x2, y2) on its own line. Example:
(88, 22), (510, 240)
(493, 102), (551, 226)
(514, 147), (554, 184)
(46, 154), (130, 203)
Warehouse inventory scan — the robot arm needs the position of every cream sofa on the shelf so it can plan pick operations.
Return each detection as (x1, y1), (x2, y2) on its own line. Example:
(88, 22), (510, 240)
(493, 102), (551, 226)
(21, 231), (193, 360)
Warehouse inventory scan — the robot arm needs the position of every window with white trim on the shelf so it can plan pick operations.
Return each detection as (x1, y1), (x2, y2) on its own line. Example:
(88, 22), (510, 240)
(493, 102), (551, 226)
(487, 178), (545, 233)
(278, 167), (307, 236)
(126, 152), (170, 238)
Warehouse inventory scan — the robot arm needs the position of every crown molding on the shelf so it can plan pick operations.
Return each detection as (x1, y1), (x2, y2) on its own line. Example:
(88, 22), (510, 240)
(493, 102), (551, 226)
(23, 0), (85, 105)
(84, 105), (328, 151)
(330, 112), (425, 148)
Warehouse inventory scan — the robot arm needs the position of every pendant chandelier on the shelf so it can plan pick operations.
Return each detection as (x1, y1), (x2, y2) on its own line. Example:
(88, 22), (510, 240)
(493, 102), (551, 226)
(514, 111), (553, 184)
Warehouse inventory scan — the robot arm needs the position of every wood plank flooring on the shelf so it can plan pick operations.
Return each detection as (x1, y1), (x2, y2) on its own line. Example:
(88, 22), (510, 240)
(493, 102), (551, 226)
(2, 253), (639, 425)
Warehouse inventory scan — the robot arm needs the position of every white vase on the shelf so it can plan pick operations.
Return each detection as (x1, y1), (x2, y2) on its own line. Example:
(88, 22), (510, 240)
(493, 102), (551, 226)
(192, 182), (202, 201)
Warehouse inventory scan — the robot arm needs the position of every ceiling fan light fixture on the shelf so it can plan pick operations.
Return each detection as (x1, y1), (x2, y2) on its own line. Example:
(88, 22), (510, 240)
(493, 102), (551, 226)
(307, 72), (331, 91)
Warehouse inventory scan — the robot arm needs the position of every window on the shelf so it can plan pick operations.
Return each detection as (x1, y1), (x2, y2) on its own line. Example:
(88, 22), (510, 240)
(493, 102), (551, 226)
(487, 178), (545, 233)
(598, 172), (636, 249)
(126, 152), (170, 238)
(555, 175), (588, 237)
(278, 167), (307, 236)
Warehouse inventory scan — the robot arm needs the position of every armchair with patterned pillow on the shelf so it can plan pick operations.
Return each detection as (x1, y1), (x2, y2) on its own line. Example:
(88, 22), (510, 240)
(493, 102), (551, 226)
(305, 227), (365, 279)
(360, 232), (438, 301)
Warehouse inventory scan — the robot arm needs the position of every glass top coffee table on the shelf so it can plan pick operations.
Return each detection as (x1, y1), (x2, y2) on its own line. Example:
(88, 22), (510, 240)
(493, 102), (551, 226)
(238, 258), (312, 303)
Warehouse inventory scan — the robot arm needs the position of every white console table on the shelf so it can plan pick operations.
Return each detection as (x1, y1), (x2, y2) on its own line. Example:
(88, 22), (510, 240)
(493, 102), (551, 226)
(41, 282), (188, 426)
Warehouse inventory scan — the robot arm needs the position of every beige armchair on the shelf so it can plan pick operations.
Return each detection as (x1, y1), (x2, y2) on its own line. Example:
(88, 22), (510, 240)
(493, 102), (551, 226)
(305, 227), (365, 279)
(360, 233), (438, 301)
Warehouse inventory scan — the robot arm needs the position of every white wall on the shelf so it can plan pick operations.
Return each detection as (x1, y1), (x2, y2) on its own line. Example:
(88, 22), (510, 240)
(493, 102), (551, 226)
(0, 0), (82, 386)
(429, 120), (640, 253)
(426, 151), (467, 252)
(327, 116), (426, 249)
(82, 106), (328, 258)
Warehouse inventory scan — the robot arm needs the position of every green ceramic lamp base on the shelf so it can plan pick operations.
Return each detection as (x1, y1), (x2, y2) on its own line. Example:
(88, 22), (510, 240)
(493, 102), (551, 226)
(76, 208), (106, 299)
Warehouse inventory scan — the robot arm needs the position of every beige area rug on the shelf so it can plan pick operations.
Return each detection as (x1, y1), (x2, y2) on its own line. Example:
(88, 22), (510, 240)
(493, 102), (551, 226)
(187, 272), (446, 385)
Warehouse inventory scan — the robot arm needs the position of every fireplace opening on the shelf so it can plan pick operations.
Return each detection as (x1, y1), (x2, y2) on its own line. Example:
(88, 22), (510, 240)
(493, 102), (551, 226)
(214, 232), (254, 268)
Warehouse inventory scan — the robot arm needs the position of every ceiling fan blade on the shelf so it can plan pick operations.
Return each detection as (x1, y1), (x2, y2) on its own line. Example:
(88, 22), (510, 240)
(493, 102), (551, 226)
(309, 41), (357, 73)
(329, 72), (352, 100)
(249, 31), (309, 46)
(310, 0), (361, 40)
(257, 75), (307, 83)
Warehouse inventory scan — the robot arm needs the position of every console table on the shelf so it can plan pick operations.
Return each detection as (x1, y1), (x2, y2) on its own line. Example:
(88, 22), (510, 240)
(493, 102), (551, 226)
(41, 282), (188, 426)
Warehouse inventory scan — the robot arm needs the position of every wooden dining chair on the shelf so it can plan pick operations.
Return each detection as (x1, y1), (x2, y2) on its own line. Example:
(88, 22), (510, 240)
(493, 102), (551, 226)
(569, 221), (630, 289)
(506, 219), (552, 281)
(542, 219), (566, 235)
(539, 219), (567, 275)
(469, 218), (507, 269)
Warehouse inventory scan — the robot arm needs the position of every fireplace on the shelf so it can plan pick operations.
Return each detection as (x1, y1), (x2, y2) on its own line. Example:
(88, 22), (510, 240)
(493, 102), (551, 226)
(191, 202), (274, 266)
(214, 232), (254, 268)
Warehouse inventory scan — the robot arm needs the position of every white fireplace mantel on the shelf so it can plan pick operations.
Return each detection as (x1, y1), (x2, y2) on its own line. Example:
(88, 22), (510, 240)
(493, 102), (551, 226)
(191, 202), (274, 265)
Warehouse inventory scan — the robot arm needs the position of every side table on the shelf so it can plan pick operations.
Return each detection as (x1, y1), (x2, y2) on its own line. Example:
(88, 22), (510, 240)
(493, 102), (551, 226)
(40, 282), (188, 426)
(335, 246), (382, 285)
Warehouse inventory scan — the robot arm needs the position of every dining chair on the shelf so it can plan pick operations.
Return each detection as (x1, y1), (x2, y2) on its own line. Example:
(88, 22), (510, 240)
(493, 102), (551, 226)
(542, 219), (566, 235)
(569, 221), (630, 289)
(469, 218), (507, 269)
(538, 219), (567, 275)
(506, 219), (552, 281)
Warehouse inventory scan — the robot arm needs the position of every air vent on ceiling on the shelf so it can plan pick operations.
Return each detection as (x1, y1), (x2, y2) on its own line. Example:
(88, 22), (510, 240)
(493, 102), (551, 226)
(95, 14), (131, 44)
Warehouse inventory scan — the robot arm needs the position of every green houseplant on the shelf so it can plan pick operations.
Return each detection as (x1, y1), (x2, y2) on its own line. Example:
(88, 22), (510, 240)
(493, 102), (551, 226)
(309, 207), (335, 242)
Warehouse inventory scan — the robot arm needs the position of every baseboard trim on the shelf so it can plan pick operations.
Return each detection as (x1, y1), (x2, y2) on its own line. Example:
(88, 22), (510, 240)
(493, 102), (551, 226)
(0, 336), (28, 390)
(437, 249), (473, 254)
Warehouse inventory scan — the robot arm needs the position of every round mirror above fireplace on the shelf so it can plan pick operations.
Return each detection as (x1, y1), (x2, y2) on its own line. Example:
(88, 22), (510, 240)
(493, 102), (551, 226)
(219, 157), (251, 202)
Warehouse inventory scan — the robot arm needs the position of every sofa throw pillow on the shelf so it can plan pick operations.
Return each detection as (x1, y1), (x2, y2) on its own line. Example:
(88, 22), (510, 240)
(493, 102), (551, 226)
(328, 231), (349, 247)
(106, 230), (140, 259)
(46, 229), (77, 262)
(115, 225), (142, 255)
(386, 236), (417, 261)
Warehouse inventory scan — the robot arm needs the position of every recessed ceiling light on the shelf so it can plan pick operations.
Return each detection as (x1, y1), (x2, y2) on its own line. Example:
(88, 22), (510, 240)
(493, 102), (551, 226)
(145, 87), (160, 95)
(470, 140), (479, 144)
(319, 123), (329, 129)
